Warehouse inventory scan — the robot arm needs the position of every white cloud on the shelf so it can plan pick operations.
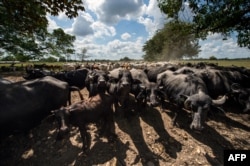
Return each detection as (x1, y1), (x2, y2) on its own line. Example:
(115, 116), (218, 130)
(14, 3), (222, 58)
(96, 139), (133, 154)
(73, 37), (144, 60)
(64, 12), (116, 39)
(138, 0), (167, 37)
(91, 22), (116, 38)
(86, 0), (145, 25)
(121, 33), (131, 40)
(47, 16), (60, 32)
(70, 12), (94, 36)
(106, 38), (144, 59)
(199, 33), (250, 59)
(138, 16), (156, 37)
(57, 12), (68, 20)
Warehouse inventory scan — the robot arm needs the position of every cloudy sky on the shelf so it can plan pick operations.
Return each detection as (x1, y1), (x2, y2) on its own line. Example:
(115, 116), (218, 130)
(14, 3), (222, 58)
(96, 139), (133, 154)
(47, 0), (250, 60)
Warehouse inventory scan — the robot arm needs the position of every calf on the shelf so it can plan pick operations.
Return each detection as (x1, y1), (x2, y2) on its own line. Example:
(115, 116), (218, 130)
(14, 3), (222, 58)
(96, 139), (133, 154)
(53, 93), (117, 153)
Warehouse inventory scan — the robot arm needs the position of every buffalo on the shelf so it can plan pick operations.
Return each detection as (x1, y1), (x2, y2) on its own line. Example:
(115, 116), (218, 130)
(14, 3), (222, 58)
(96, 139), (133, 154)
(0, 76), (82, 136)
(157, 70), (227, 131)
(85, 69), (109, 97)
(130, 68), (164, 108)
(144, 65), (177, 82)
(231, 83), (250, 112)
(107, 68), (133, 115)
(23, 68), (90, 90)
(52, 93), (117, 153)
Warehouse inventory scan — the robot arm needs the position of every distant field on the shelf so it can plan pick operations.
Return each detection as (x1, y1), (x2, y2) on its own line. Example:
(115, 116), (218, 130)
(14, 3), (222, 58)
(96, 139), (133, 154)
(173, 59), (250, 69)
(0, 59), (250, 69)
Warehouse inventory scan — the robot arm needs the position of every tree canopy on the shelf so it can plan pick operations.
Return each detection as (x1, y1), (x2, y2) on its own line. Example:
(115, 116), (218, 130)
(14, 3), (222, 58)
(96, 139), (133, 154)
(143, 21), (200, 61)
(49, 28), (76, 58)
(157, 0), (250, 48)
(0, 0), (84, 59)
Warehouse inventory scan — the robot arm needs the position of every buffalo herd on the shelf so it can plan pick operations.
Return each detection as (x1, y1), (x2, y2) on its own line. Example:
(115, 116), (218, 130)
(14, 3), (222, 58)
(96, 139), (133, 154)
(1, 61), (250, 153)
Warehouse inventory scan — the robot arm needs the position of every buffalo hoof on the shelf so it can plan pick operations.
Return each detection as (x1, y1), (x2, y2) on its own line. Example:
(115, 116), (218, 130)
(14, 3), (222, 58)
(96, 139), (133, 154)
(82, 145), (90, 155)
(108, 133), (118, 143)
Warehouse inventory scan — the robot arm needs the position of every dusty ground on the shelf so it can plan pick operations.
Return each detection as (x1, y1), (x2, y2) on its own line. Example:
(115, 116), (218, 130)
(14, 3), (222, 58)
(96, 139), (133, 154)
(1, 74), (250, 166)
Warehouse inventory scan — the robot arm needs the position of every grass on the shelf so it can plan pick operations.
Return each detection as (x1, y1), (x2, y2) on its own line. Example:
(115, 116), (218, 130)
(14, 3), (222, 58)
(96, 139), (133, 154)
(1, 59), (250, 69)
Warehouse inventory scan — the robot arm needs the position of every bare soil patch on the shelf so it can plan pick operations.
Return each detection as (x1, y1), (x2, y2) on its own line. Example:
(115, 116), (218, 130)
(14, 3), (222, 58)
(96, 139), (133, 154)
(1, 75), (250, 166)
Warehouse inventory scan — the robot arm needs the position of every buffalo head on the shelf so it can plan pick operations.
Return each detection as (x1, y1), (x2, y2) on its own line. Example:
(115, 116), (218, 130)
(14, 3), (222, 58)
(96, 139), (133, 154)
(231, 83), (250, 112)
(118, 69), (133, 88)
(86, 70), (109, 96)
(182, 90), (227, 131)
(136, 83), (166, 107)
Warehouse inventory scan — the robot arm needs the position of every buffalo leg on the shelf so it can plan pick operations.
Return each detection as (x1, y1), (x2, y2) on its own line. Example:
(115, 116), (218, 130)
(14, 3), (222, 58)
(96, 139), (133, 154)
(172, 110), (179, 126)
(104, 111), (117, 142)
(79, 125), (91, 152)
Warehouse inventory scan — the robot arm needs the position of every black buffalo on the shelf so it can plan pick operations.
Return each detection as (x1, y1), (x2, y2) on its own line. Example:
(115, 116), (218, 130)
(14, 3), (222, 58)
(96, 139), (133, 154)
(157, 70), (227, 131)
(144, 65), (177, 82)
(52, 93), (116, 153)
(231, 83), (250, 112)
(23, 67), (55, 79)
(175, 66), (250, 98)
(0, 76), (82, 136)
(23, 68), (90, 90)
(107, 68), (133, 115)
(85, 69), (109, 97)
(130, 68), (164, 108)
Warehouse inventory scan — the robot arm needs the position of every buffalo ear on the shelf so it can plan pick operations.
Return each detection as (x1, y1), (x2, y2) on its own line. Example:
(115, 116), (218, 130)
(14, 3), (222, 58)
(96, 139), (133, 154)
(231, 83), (241, 93)
(137, 91), (146, 100)
(158, 86), (164, 90)
(133, 79), (142, 84)
(179, 94), (189, 106)
(139, 84), (146, 89)
(51, 110), (55, 115)
(143, 68), (148, 74)
(51, 108), (60, 114)
(157, 89), (167, 99)
(179, 94), (188, 101)
(184, 99), (192, 109)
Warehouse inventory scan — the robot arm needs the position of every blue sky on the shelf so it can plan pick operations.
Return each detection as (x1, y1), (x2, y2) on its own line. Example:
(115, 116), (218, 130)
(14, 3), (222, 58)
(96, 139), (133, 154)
(47, 0), (250, 60)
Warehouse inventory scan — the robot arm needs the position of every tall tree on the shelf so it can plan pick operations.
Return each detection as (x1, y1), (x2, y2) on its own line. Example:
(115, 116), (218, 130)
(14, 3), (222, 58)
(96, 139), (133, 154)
(157, 0), (250, 48)
(0, 0), (84, 57)
(77, 48), (90, 62)
(143, 21), (200, 61)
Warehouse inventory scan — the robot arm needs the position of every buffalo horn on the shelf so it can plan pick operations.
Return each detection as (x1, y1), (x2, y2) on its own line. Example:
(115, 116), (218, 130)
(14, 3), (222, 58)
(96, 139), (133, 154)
(212, 95), (227, 106)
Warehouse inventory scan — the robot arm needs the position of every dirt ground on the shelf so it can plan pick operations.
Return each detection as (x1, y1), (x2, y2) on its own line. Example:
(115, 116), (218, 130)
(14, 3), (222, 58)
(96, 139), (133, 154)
(1, 74), (250, 166)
